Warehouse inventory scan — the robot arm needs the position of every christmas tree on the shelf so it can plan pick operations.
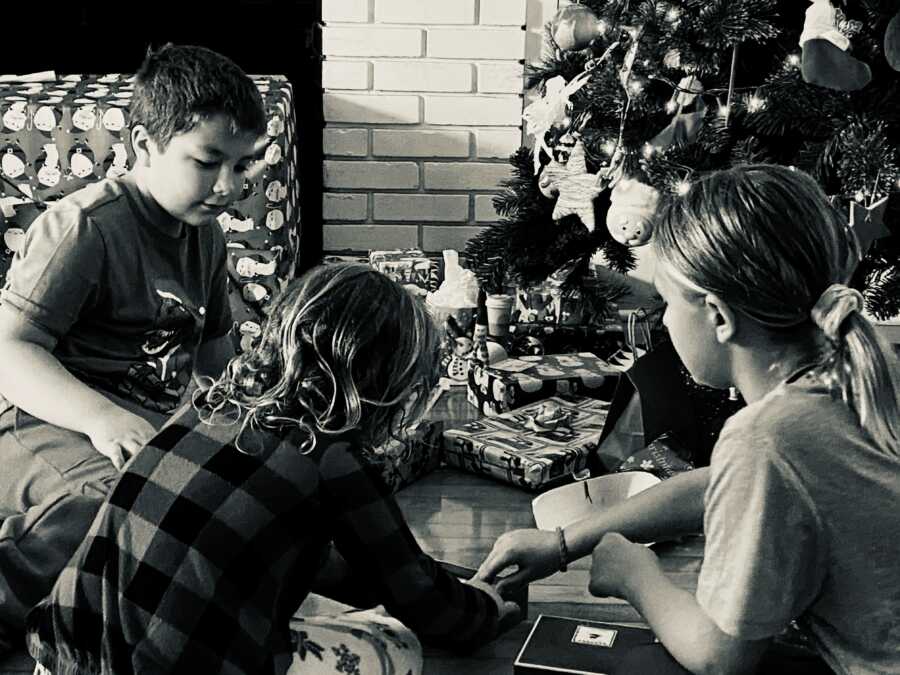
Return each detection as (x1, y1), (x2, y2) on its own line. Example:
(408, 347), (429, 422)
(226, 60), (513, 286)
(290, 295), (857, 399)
(466, 0), (900, 321)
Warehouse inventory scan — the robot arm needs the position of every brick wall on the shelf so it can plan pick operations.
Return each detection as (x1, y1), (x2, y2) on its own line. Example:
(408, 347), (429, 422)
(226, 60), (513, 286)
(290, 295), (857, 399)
(322, 1), (552, 253)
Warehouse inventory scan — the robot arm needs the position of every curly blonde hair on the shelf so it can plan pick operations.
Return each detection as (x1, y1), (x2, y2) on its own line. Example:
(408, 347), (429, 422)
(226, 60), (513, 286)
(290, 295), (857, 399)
(197, 262), (440, 454)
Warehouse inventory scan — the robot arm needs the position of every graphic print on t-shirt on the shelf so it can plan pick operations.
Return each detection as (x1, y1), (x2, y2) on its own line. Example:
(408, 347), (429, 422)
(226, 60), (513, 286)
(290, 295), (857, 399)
(118, 286), (201, 413)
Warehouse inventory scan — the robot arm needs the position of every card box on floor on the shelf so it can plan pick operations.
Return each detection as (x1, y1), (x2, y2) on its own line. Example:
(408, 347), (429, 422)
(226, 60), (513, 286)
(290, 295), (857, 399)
(514, 614), (688, 674)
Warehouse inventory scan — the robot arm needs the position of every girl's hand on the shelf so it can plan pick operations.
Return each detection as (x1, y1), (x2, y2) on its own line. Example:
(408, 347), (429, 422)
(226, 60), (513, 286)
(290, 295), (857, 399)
(588, 532), (660, 600)
(85, 406), (157, 470)
(475, 528), (559, 596)
(463, 577), (523, 630)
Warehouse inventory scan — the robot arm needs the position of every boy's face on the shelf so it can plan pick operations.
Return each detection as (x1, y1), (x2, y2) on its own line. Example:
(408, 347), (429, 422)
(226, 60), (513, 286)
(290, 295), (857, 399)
(134, 113), (265, 226)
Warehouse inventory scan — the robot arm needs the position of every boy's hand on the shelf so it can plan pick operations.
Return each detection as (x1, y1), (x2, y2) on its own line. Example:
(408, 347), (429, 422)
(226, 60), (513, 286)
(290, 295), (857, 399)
(475, 528), (559, 595)
(588, 532), (659, 600)
(85, 407), (157, 470)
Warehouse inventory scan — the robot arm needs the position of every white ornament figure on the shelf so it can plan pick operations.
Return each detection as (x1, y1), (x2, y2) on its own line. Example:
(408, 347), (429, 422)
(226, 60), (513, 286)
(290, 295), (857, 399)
(522, 72), (591, 174)
(606, 177), (660, 247)
(33, 106), (58, 133)
(542, 140), (603, 232)
(3, 227), (26, 254)
(1, 151), (25, 179)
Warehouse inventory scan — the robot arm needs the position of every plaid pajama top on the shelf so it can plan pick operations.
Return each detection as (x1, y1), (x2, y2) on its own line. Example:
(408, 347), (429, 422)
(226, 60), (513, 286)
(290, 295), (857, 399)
(25, 404), (499, 675)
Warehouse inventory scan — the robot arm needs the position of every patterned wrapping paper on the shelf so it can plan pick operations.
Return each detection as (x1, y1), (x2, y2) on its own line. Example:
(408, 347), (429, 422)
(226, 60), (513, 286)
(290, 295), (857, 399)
(0, 73), (300, 353)
(507, 323), (623, 359)
(467, 352), (619, 417)
(368, 249), (441, 294)
(442, 395), (612, 491)
(372, 420), (444, 494)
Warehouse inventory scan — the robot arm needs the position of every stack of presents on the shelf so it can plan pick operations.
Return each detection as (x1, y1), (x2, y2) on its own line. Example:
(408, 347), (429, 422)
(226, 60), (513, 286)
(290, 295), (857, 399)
(0, 72), (300, 354)
(352, 247), (743, 494)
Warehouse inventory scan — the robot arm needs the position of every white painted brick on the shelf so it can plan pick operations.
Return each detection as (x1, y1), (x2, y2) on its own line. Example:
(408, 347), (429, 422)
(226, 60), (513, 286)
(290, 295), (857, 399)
(323, 193), (368, 221)
(374, 61), (472, 92)
(475, 128), (523, 158)
(374, 194), (469, 221)
(323, 60), (370, 90)
(424, 95), (521, 126)
(422, 226), (486, 252)
(375, 0), (475, 24)
(322, 0), (369, 23)
(475, 194), (499, 221)
(373, 129), (470, 157)
(526, 0), (562, 29)
(324, 161), (420, 189)
(424, 162), (511, 190)
(323, 128), (369, 157)
(323, 26), (422, 57)
(478, 62), (524, 93)
(480, 0), (527, 25)
(325, 224), (420, 252)
(428, 28), (525, 59)
(324, 93), (421, 124)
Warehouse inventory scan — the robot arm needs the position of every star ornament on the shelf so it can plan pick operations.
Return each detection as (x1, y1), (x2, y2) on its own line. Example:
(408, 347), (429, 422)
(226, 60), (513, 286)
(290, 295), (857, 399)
(542, 140), (603, 231)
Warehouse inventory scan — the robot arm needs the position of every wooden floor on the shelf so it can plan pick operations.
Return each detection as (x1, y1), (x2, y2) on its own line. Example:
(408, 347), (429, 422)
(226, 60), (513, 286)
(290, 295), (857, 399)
(0, 387), (703, 674)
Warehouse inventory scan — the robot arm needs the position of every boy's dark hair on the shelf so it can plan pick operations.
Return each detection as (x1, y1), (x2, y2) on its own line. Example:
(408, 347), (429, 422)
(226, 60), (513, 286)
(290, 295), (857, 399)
(130, 43), (267, 149)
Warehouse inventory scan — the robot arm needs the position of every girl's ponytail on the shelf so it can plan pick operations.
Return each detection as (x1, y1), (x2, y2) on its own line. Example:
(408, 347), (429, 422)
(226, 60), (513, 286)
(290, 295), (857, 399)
(812, 285), (900, 459)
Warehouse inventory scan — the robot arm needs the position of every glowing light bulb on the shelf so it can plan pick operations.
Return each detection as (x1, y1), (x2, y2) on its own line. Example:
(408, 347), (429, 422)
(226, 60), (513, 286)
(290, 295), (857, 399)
(628, 79), (645, 96)
(665, 99), (679, 114)
(642, 143), (656, 159)
(597, 19), (609, 35)
(665, 6), (682, 22)
(786, 54), (801, 67)
(674, 179), (692, 196)
(747, 94), (766, 113)
(855, 190), (866, 203)
(600, 140), (617, 156)
(717, 103), (730, 118)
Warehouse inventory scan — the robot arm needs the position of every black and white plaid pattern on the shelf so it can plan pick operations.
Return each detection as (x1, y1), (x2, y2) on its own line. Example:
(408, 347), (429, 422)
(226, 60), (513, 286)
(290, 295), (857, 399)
(27, 405), (499, 675)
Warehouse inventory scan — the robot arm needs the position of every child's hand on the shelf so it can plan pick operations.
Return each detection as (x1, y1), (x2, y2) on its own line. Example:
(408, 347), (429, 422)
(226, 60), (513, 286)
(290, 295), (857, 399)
(588, 532), (659, 600)
(463, 577), (523, 630)
(475, 528), (560, 596)
(86, 407), (157, 470)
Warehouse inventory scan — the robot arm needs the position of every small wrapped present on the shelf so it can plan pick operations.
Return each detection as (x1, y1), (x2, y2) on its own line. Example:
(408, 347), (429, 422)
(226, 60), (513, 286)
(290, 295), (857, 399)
(368, 248), (440, 294)
(467, 352), (618, 417)
(614, 432), (695, 480)
(507, 323), (621, 359)
(443, 396), (612, 491)
(372, 420), (444, 493)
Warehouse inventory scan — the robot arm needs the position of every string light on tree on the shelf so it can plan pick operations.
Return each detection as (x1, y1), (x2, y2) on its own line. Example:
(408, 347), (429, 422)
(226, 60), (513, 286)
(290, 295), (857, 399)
(674, 178), (692, 196)
(746, 93), (767, 113)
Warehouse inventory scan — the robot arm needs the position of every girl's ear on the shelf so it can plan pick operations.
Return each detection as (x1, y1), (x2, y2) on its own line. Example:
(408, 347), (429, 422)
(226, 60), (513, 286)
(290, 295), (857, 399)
(704, 293), (737, 344)
(130, 125), (154, 167)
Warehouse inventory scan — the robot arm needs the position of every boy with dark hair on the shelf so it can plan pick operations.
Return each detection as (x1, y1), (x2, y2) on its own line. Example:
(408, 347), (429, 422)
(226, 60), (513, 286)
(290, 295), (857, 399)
(0, 44), (268, 653)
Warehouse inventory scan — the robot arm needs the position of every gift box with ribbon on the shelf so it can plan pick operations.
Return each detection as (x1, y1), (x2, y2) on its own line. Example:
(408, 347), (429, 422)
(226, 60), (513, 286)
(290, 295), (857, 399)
(442, 395), (612, 491)
(467, 352), (619, 417)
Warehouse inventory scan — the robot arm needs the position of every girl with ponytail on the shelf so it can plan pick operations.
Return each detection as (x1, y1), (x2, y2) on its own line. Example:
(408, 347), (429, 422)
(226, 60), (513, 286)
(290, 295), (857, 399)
(479, 164), (900, 674)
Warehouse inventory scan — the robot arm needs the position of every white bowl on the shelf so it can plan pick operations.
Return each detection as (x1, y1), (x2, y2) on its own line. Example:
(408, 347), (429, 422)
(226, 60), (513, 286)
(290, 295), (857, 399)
(531, 472), (661, 532)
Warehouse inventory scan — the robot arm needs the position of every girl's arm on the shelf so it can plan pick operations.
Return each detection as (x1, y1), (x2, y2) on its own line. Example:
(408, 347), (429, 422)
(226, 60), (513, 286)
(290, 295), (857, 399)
(590, 533), (768, 675)
(478, 467), (708, 594)
(317, 440), (517, 652)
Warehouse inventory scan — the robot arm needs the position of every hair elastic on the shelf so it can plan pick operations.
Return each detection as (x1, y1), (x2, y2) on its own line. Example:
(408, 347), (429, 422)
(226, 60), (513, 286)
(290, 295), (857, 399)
(811, 284), (864, 342)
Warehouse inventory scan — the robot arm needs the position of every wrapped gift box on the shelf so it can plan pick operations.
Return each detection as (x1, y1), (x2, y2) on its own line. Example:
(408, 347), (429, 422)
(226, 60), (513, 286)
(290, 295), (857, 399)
(368, 249), (440, 293)
(373, 420), (444, 494)
(443, 396), (612, 491)
(0, 73), (299, 354)
(507, 323), (622, 359)
(468, 352), (619, 417)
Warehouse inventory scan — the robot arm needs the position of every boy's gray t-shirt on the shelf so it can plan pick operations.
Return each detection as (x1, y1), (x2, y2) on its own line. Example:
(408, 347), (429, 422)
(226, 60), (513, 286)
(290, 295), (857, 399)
(0, 175), (231, 414)
(697, 369), (900, 675)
